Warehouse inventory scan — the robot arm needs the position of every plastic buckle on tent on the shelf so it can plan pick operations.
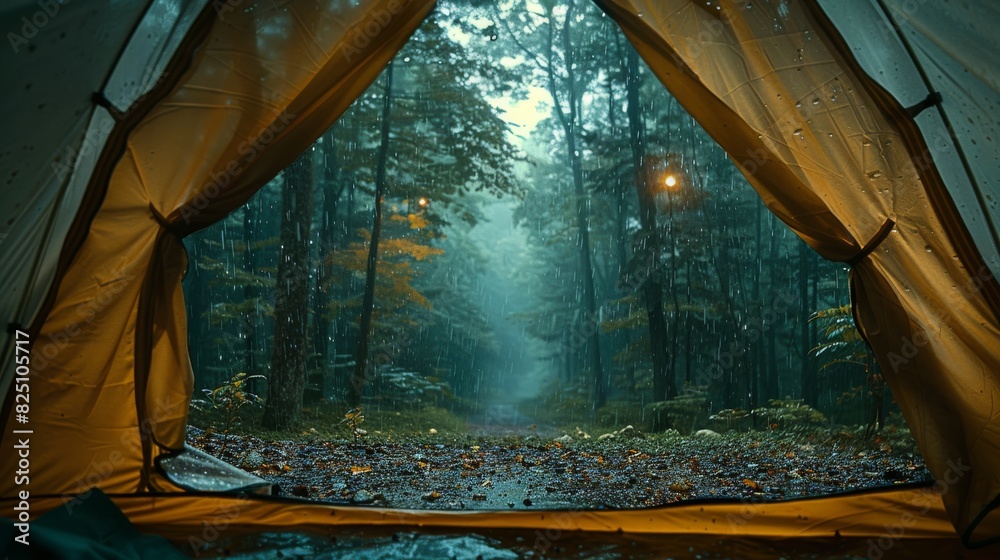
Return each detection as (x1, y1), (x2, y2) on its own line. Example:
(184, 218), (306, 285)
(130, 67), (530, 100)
(905, 92), (942, 118)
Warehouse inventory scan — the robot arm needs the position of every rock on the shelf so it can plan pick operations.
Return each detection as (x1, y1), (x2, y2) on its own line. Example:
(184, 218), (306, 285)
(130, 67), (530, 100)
(351, 489), (374, 504)
(668, 482), (690, 493)
(421, 491), (442, 501)
(522, 498), (533, 506)
(472, 493), (487, 501)
(554, 434), (573, 444)
(574, 427), (591, 440)
(242, 450), (264, 469)
(429, 428), (438, 435)
(597, 433), (616, 441)
(694, 429), (721, 438)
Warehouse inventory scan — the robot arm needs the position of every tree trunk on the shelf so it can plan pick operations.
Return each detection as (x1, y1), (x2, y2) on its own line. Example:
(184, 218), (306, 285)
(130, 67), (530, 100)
(624, 46), (674, 403)
(242, 200), (258, 394)
(350, 62), (394, 406)
(798, 242), (818, 406)
(765, 213), (779, 400)
(314, 127), (344, 402)
(542, 1), (605, 409)
(261, 151), (314, 431)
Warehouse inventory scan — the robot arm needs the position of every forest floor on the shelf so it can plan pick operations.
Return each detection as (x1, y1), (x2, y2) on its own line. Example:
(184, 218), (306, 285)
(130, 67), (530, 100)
(185, 410), (931, 510)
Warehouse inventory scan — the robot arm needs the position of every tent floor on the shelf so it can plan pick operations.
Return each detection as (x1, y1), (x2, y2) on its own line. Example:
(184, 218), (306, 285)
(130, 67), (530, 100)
(181, 527), (998, 559)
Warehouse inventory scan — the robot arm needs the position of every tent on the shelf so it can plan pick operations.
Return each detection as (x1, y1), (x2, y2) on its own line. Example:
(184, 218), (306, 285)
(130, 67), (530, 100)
(1, 0), (998, 553)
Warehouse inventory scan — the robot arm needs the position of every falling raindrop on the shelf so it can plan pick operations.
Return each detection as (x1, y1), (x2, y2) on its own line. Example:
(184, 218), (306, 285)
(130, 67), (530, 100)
(792, 128), (803, 137)
(868, 170), (883, 179)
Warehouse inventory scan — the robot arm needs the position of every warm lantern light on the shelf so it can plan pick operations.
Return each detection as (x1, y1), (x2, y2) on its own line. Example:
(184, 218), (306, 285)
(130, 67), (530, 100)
(664, 175), (677, 188)
(418, 197), (429, 207)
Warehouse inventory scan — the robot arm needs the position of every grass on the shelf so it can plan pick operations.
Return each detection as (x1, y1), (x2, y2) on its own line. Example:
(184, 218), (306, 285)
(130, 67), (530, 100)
(189, 400), (468, 443)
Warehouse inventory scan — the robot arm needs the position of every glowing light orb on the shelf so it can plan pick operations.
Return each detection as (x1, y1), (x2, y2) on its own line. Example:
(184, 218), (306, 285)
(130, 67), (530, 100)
(664, 175), (678, 188)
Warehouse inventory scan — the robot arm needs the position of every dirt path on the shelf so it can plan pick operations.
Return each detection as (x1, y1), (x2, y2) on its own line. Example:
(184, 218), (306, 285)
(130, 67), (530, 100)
(187, 427), (930, 511)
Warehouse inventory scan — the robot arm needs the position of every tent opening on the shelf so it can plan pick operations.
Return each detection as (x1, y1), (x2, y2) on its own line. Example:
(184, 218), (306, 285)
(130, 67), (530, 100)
(180, 0), (930, 512)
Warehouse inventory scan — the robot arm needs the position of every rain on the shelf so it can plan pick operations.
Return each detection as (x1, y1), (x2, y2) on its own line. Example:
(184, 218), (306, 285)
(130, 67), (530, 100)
(182, 0), (928, 518)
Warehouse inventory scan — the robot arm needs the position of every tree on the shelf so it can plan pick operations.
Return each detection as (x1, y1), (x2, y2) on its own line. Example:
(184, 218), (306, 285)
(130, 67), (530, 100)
(810, 304), (885, 436)
(497, 0), (606, 408)
(351, 62), (395, 406)
(624, 45), (675, 403)
(261, 152), (314, 430)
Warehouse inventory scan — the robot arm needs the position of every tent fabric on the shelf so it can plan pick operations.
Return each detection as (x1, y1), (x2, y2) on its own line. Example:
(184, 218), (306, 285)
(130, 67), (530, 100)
(593, 0), (1000, 545)
(0, 0), (208, 418)
(1, 0), (998, 549)
(0, 0), (436, 498)
(816, 0), (1000, 282)
(0, 485), (965, 542)
(1, 489), (186, 560)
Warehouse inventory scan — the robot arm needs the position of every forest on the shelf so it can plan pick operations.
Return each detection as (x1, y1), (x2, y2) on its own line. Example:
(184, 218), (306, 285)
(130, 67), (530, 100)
(183, 0), (920, 508)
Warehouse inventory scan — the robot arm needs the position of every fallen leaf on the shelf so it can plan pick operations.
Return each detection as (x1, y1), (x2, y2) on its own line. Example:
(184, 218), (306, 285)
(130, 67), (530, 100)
(422, 491), (442, 501)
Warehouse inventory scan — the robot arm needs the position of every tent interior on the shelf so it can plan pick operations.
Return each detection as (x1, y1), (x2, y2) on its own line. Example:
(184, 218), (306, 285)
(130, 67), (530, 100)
(2, 0), (999, 557)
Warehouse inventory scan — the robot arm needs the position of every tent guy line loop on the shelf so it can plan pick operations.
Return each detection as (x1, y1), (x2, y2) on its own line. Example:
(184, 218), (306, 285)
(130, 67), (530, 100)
(845, 217), (897, 267)
(905, 91), (942, 119)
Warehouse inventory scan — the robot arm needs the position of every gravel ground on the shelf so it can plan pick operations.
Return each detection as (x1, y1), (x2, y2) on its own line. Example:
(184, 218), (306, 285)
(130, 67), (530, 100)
(186, 426), (930, 510)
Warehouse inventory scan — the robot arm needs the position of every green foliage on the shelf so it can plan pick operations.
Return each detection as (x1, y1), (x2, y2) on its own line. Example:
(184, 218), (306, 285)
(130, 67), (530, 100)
(372, 367), (453, 409)
(810, 304), (886, 437)
(644, 389), (710, 434)
(340, 407), (366, 443)
(707, 408), (753, 432)
(192, 372), (265, 457)
(752, 399), (829, 431)
(809, 304), (868, 368)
